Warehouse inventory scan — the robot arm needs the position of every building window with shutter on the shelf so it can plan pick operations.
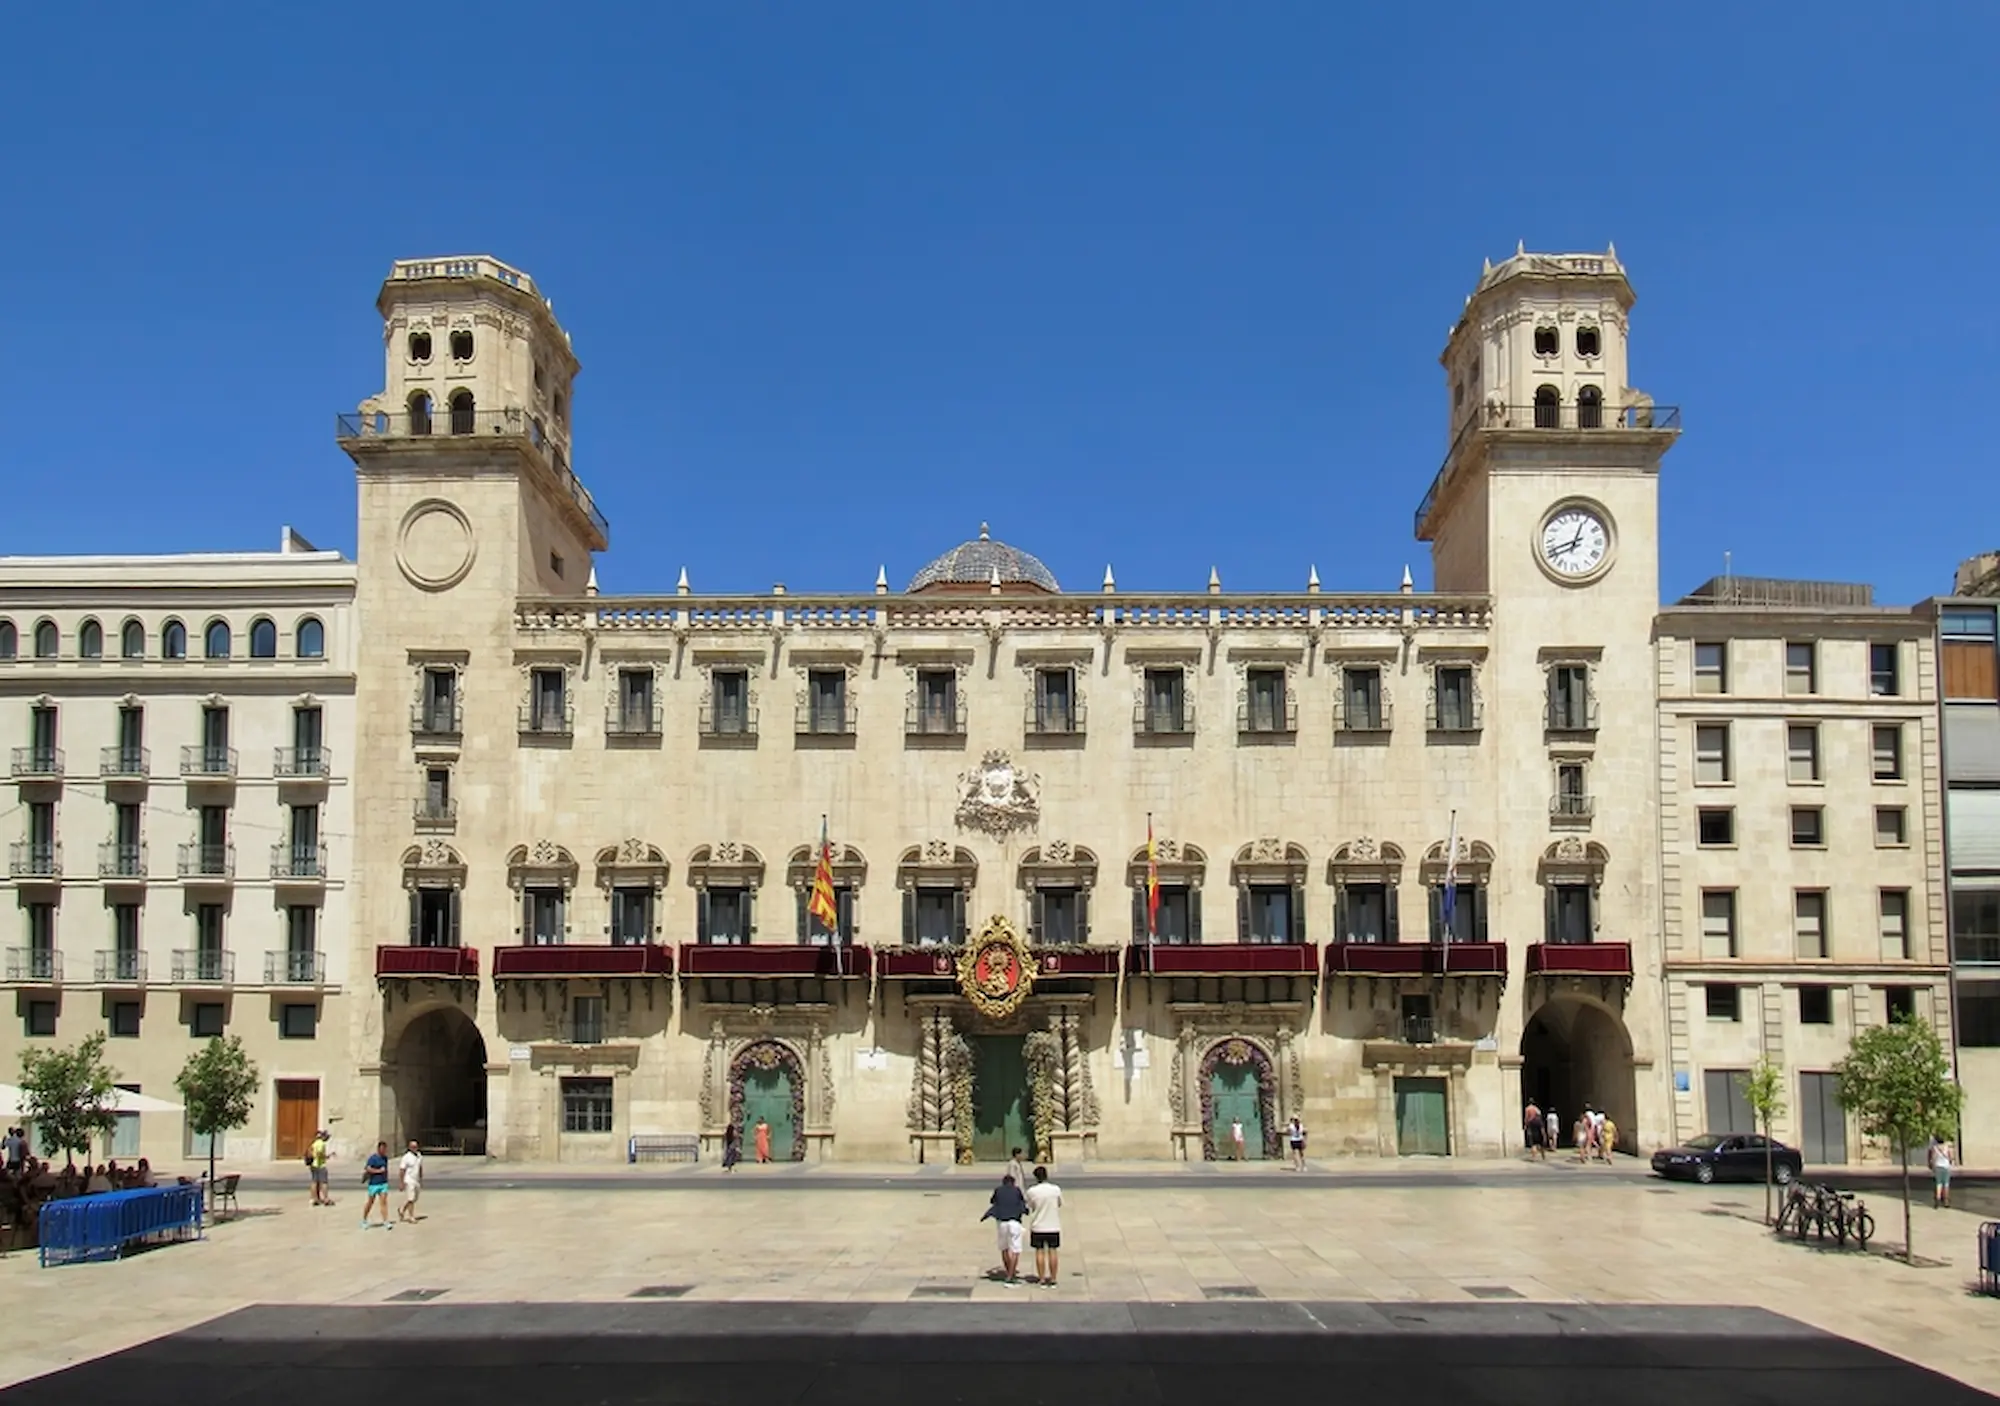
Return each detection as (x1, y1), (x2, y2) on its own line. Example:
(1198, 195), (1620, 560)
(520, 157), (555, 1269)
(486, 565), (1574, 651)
(1430, 881), (1485, 944)
(910, 887), (960, 946)
(1545, 883), (1593, 945)
(1872, 724), (1903, 780)
(797, 884), (855, 946)
(524, 887), (566, 945)
(1785, 641), (1818, 695)
(1794, 890), (1829, 960)
(1339, 666), (1387, 732)
(570, 996), (606, 1046)
(1693, 642), (1728, 694)
(1700, 890), (1737, 958)
(610, 887), (653, 946)
(1141, 668), (1188, 734)
(1240, 668), (1292, 735)
(1148, 886), (1194, 944)
(1878, 890), (1910, 961)
(1339, 883), (1391, 943)
(612, 668), (658, 737)
(701, 887), (753, 946)
(1030, 887), (1084, 945)
(419, 667), (459, 735)
(1430, 664), (1479, 732)
(413, 887), (459, 947)
(805, 669), (850, 734)
(1241, 884), (1296, 944)
(707, 669), (752, 736)
(527, 668), (570, 736)
(1694, 723), (1732, 784)
(1786, 724), (1821, 783)
(1941, 607), (1999, 702)
(1545, 664), (1595, 732)
(1870, 643), (1901, 697)
(1032, 667), (1078, 735)
(910, 668), (962, 737)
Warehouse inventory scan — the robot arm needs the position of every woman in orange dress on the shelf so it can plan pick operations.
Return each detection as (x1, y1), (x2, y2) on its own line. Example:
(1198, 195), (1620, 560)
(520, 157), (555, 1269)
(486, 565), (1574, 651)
(754, 1118), (771, 1163)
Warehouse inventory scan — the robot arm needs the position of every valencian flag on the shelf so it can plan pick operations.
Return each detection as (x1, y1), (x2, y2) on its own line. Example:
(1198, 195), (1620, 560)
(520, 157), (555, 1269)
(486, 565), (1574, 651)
(1146, 814), (1160, 948)
(810, 816), (841, 972)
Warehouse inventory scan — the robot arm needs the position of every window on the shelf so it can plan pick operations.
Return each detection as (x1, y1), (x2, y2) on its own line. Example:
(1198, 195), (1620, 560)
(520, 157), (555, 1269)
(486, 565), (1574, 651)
(1532, 385), (1560, 427)
(708, 668), (751, 735)
(1033, 667), (1077, 734)
(28, 704), (57, 772)
(109, 1002), (141, 1038)
(524, 887), (566, 945)
(1700, 891), (1737, 959)
(408, 330), (433, 362)
(1697, 808), (1735, 847)
(570, 996), (605, 1046)
(295, 618), (325, 659)
(806, 669), (849, 734)
(1871, 724), (1903, 781)
(911, 887), (960, 946)
(913, 669), (961, 735)
(1884, 987), (1916, 1023)
(248, 618), (277, 659)
(285, 905), (318, 979)
(1240, 885), (1297, 944)
(1879, 890), (1910, 961)
(549, 551), (565, 580)
(1545, 883), (1592, 945)
(1545, 664), (1593, 731)
(203, 620), (231, 659)
(1553, 761), (1589, 818)
(528, 667), (568, 733)
(1790, 807), (1824, 847)
(1431, 665), (1478, 732)
(78, 619), (102, 659)
(1340, 883), (1390, 944)
(1142, 668), (1187, 734)
(1533, 326), (1559, 356)
(1705, 985), (1741, 1021)
(1340, 666), (1386, 731)
(112, 905), (141, 979)
(413, 888), (458, 947)
(561, 1078), (614, 1133)
(1694, 724), (1732, 783)
(0, 620), (13, 658)
(610, 887), (653, 946)
(1784, 641), (1817, 694)
(279, 1004), (317, 1039)
(1799, 986), (1833, 1025)
(1954, 889), (2000, 964)
(448, 389), (475, 436)
(28, 619), (61, 659)
(1961, 984), (2000, 1046)
(120, 620), (144, 658)
(1576, 385), (1603, 429)
(200, 704), (231, 771)
(1794, 891), (1828, 960)
(25, 1001), (56, 1038)
(162, 619), (186, 660)
(449, 329), (475, 361)
(1150, 885), (1195, 944)
(1942, 607), (2000, 701)
(1034, 888), (1082, 945)
(190, 1003), (225, 1038)
(1870, 643), (1900, 696)
(554, 390), (567, 424)
(1576, 325), (1601, 357)
(1875, 807), (1908, 847)
(1242, 668), (1291, 734)
(421, 667), (458, 733)
(613, 668), (656, 735)
(700, 886), (752, 945)
(25, 901), (55, 966)
(1786, 724), (1820, 783)
(1432, 881), (1487, 945)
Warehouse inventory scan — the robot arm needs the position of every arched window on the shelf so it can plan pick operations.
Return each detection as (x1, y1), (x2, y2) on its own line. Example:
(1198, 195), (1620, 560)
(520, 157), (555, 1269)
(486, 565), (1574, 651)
(1575, 325), (1601, 357)
(449, 330), (474, 361)
(78, 618), (103, 659)
(1576, 385), (1603, 430)
(407, 331), (432, 362)
(402, 842), (466, 948)
(1017, 844), (1098, 946)
(1539, 838), (1609, 946)
(1124, 840), (1207, 945)
(120, 619), (145, 658)
(895, 844), (977, 947)
(0, 620), (16, 659)
(595, 841), (672, 947)
(688, 843), (767, 946)
(162, 619), (187, 660)
(295, 617), (325, 659)
(1533, 385), (1561, 429)
(1230, 840), (1310, 944)
(248, 617), (277, 659)
(785, 843), (867, 946)
(1421, 837), (1494, 944)
(32, 619), (58, 658)
(203, 619), (231, 659)
(506, 842), (579, 946)
(407, 391), (432, 437)
(448, 390), (475, 436)
(1328, 840), (1405, 945)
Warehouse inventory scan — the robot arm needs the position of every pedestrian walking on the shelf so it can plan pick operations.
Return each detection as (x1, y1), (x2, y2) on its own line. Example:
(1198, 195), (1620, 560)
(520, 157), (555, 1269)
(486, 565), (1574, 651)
(1005, 1147), (1029, 1189)
(1544, 1105), (1559, 1155)
(1573, 1111), (1591, 1163)
(754, 1118), (772, 1164)
(1523, 1100), (1544, 1161)
(1286, 1117), (1307, 1171)
(1024, 1165), (1063, 1286)
(981, 1173), (1030, 1284)
(307, 1129), (333, 1207)
(721, 1124), (741, 1172)
(1230, 1119), (1246, 1161)
(2, 1126), (23, 1173)
(1929, 1135), (1954, 1209)
(1589, 1107), (1608, 1163)
(1600, 1114), (1618, 1163)
(397, 1140), (424, 1223)
(360, 1141), (392, 1229)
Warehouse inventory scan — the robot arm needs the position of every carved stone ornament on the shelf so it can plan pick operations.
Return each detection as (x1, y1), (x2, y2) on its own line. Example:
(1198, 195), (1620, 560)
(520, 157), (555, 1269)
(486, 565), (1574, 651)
(1043, 840), (1072, 864)
(714, 841), (742, 864)
(419, 839), (456, 868)
(1249, 837), (1286, 864)
(1553, 835), (1586, 864)
(530, 839), (563, 866)
(1153, 838), (1179, 864)
(618, 837), (651, 864)
(956, 750), (1041, 837)
(1348, 836), (1379, 863)
(956, 914), (1037, 1023)
(922, 838), (955, 865)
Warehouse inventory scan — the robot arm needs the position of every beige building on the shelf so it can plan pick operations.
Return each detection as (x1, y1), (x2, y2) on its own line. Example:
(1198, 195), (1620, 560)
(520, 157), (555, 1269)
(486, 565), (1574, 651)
(0, 535), (357, 1164)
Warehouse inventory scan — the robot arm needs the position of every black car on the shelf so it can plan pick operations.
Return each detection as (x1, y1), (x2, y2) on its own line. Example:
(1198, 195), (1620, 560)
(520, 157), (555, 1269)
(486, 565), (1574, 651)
(1652, 1132), (1804, 1185)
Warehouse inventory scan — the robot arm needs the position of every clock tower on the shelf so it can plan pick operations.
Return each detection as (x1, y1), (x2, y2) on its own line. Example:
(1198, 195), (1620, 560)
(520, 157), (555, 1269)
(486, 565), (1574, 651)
(1416, 246), (1680, 1153)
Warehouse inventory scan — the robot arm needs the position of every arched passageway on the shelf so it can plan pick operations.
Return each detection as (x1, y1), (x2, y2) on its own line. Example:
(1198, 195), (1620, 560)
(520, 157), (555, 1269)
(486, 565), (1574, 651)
(390, 1008), (488, 1154)
(1520, 998), (1636, 1153)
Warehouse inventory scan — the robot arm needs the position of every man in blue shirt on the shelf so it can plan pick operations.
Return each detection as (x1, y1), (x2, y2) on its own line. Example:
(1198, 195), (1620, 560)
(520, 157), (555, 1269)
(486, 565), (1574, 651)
(361, 1141), (393, 1230)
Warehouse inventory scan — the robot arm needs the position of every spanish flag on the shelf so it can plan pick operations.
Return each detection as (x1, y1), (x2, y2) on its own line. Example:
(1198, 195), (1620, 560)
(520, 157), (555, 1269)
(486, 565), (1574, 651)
(809, 816), (840, 937)
(1145, 814), (1160, 945)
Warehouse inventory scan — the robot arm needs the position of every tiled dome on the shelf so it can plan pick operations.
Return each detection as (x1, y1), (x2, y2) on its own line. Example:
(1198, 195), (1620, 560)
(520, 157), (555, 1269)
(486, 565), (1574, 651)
(907, 524), (1060, 593)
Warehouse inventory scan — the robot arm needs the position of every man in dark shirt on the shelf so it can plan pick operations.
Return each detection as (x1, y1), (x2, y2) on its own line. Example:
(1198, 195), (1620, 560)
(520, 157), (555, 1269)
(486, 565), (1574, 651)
(361, 1141), (393, 1230)
(981, 1174), (1029, 1283)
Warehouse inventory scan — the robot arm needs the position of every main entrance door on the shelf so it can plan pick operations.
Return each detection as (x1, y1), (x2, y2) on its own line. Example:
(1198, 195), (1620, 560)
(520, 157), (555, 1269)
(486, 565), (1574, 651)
(971, 1035), (1032, 1161)
(274, 1079), (319, 1159)
(740, 1066), (796, 1161)
(1395, 1077), (1450, 1156)
(1209, 1061), (1264, 1159)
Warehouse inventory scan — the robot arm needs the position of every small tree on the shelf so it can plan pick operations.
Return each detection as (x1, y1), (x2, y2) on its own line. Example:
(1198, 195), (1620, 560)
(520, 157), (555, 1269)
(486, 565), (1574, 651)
(18, 1033), (120, 1169)
(175, 1036), (259, 1202)
(1836, 1015), (1962, 1262)
(1739, 1059), (1788, 1225)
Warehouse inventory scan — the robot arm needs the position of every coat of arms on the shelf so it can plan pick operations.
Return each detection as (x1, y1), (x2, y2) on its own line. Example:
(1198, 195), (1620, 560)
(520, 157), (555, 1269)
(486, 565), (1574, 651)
(955, 750), (1040, 837)
(956, 914), (1036, 1021)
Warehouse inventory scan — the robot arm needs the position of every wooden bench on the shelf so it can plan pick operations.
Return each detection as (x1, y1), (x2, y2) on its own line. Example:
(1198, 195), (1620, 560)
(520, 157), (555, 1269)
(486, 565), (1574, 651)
(627, 1134), (700, 1165)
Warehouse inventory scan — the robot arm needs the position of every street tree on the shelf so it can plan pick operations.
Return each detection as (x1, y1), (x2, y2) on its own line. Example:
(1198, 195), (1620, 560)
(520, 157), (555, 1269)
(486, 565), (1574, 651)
(175, 1036), (259, 1204)
(1738, 1059), (1788, 1225)
(17, 1033), (120, 1169)
(1836, 1015), (1962, 1262)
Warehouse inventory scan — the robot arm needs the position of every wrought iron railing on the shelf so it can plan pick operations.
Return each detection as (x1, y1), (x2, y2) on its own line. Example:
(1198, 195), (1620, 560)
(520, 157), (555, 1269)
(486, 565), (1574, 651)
(94, 950), (146, 983)
(795, 697), (858, 736)
(905, 695), (969, 737)
(177, 842), (235, 879)
(605, 700), (664, 737)
(519, 700), (575, 737)
(100, 746), (149, 778)
(270, 844), (329, 880)
(98, 841), (148, 878)
(1237, 692), (1299, 736)
(10, 747), (63, 778)
(9, 842), (61, 878)
(1402, 1015), (1436, 1045)
(1550, 793), (1596, 820)
(171, 949), (234, 984)
(1133, 697), (1196, 736)
(5, 948), (60, 983)
(265, 949), (325, 985)
(1024, 693), (1088, 736)
(1335, 695), (1392, 733)
(179, 746), (237, 778)
(414, 796), (458, 826)
(412, 699), (461, 737)
(1544, 695), (1600, 733)
(698, 697), (759, 738)
(274, 746), (331, 778)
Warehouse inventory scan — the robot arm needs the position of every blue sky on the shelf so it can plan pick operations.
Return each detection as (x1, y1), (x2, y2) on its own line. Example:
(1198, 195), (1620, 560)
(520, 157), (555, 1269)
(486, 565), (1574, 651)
(2, 4), (1994, 603)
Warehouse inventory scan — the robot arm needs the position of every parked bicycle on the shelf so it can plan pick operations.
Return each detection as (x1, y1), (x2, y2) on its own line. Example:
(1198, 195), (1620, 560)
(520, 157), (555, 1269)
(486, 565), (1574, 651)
(1774, 1182), (1872, 1249)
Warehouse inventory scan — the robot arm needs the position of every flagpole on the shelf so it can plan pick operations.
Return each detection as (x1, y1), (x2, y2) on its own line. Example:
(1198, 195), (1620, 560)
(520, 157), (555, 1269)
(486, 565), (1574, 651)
(1146, 812), (1157, 961)
(1441, 809), (1458, 976)
(824, 813), (842, 979)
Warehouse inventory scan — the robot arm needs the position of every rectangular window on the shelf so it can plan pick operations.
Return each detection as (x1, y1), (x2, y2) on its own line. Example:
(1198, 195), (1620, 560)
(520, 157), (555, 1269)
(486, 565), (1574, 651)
(1870, 643), (1900, 697)
(1879, 890), (1910, 961)
(1799, 986), (1833, 1025)
(1697, 808), (1735, 847)
(1553, 761), (1589, 818)
(1875, 806), (1907, 847)
(1033, 667), (1076, 734)
(25, 1000), (56, 1038)
(610, 887), (653, 946)
(25, 801), (55, 873)
(289, 804), (320, 874)
(1942, 608), (2000, 701)
(1702, 1069), (1755, 1136)
(28, 705), (57, 770)
(1340, 666), (1385, 731)
(1700, 890), (1737, 959)
(1794, 891), (1829, 960)
(1705, 985), (1741, 1021)
(116, 705), (144, 770)
(1694, 724), (1732, 784)
(615, 668), (656, 734)
(1242, 885), (1294, 944)
(1786, 724), (1820, 783)
(702, 886), (750, 945)
(1871, 724), (1903, 781)
(198, 803), (228, 852)
(285, 906), (318, 981)
(1037, 888), (1080, 946)
(421, 668), (458, 732)
(422, 766), (452, 822)
(561, 1077), (614, 1133)
(292, 705), (323, 773)
(190, 1002), (225, 1038)
(808, 669), (848, 734)
(524, 887), (565, 945)
(1153, 885), (1193, 944)
(1433, 882), (1486, 944)
(414, 888), (457, 947)
(195, 903), (225, 953)
(1956, 889), (2000, 965)
(915, 669), (960, 735)
(710, 668), (751, 735)
(1546, 884), (1591, 945)
(1884, 986), (1917, 1023)
(1785, 641), (1817, 695)
(1545, 664), (1593, 731)
(109, 1002), (141, 1038)
(200, 705), (230, 769)
(1960, 983), (2000, 1046)
(1432, 665), (1477, 732)
(1790, 807), (1824, 847)
(25, 901), (55, 961)
(1143, 668), (1187, 734)
(1693, 642), (1728, 694)
(279, 1003), (317, 1039)
(112, 904), (140, 979)
(913, 888), (957, 946)
(530, 668), (568, 733)
(570, 996), (605, 1046)
(184, 1125), (219, 1160)
(1243, 668), (1290, 734)
(1343, 883), (1388, 943)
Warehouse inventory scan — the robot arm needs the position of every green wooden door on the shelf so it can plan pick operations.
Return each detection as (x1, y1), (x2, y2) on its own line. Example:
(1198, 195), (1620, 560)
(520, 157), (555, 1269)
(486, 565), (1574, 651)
(741, 1066), (796, 1160)
(971, 1036), (1032, 1162)
(1209, 1061), (1265, 1159)
(1394, 1077), (1450, 1156)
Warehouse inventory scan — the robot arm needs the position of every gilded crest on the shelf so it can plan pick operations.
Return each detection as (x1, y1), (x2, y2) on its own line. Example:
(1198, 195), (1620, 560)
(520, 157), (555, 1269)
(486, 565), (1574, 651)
(956, 913), (1036, 1021)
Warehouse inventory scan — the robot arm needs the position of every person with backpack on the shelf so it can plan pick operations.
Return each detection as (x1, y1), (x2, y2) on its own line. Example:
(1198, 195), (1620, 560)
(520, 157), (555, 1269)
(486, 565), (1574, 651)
(981, 1173), (1030, 1284)
(306, 1129), (332, 1207)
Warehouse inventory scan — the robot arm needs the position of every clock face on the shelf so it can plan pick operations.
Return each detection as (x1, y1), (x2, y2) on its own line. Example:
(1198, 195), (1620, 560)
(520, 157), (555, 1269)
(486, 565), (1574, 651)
(1539, 507), (1610, 578)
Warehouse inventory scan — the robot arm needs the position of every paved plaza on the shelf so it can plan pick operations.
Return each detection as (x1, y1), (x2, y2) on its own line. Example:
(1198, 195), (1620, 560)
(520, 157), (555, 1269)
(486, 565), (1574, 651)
(2, 1163), (1997, 1401)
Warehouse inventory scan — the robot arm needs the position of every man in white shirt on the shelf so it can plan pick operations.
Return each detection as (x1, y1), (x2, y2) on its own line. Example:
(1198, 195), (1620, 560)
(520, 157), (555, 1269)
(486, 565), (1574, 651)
(1024, 1165), (1063, 1286)
(1230, 1120), (1245, 1161)
(396, 1140), (424, 1223)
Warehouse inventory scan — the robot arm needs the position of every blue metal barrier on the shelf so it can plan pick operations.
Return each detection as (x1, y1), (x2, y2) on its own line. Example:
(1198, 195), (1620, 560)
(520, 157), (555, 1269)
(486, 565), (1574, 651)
(1979, 1222), (2000, 1295)
(38, 1185), (205, 1267)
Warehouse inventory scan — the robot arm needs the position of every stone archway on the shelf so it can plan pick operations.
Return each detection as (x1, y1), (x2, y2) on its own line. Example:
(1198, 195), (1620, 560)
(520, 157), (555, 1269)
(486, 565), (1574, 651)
(1198, 1037), (1280, 1161)
(390, 1006), (488, 1154)
(1520, 997), (1636, 1153)
(728, 1039), (807, 1162)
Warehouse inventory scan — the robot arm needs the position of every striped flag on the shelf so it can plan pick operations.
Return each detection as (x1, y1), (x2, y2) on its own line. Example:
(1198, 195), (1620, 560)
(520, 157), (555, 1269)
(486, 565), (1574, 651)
(809, 816), (840, 972)
(1440, 809), (1460, 936)
(1146, 814), (1160, 949)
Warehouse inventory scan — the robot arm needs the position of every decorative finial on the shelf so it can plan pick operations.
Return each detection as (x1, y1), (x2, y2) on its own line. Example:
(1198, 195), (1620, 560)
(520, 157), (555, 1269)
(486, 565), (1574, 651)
(1607, 239), (1618, 261)
(1102, 564), (1116, 594)
(1482, 255), (1492, 274)
(1516, 238), (1525, 257)
(772, 583), (786, 596)
(875, 565), (888, 595)
(1307, 566), (1320, 593)
(989, 566), (1002, 595)
(585, 566), (599, 597)
(676, 567), (690, 596)
(979, 522), (990, 541)
(1208, 567), (1221, 595)
(1400, 565), (1414, 594)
